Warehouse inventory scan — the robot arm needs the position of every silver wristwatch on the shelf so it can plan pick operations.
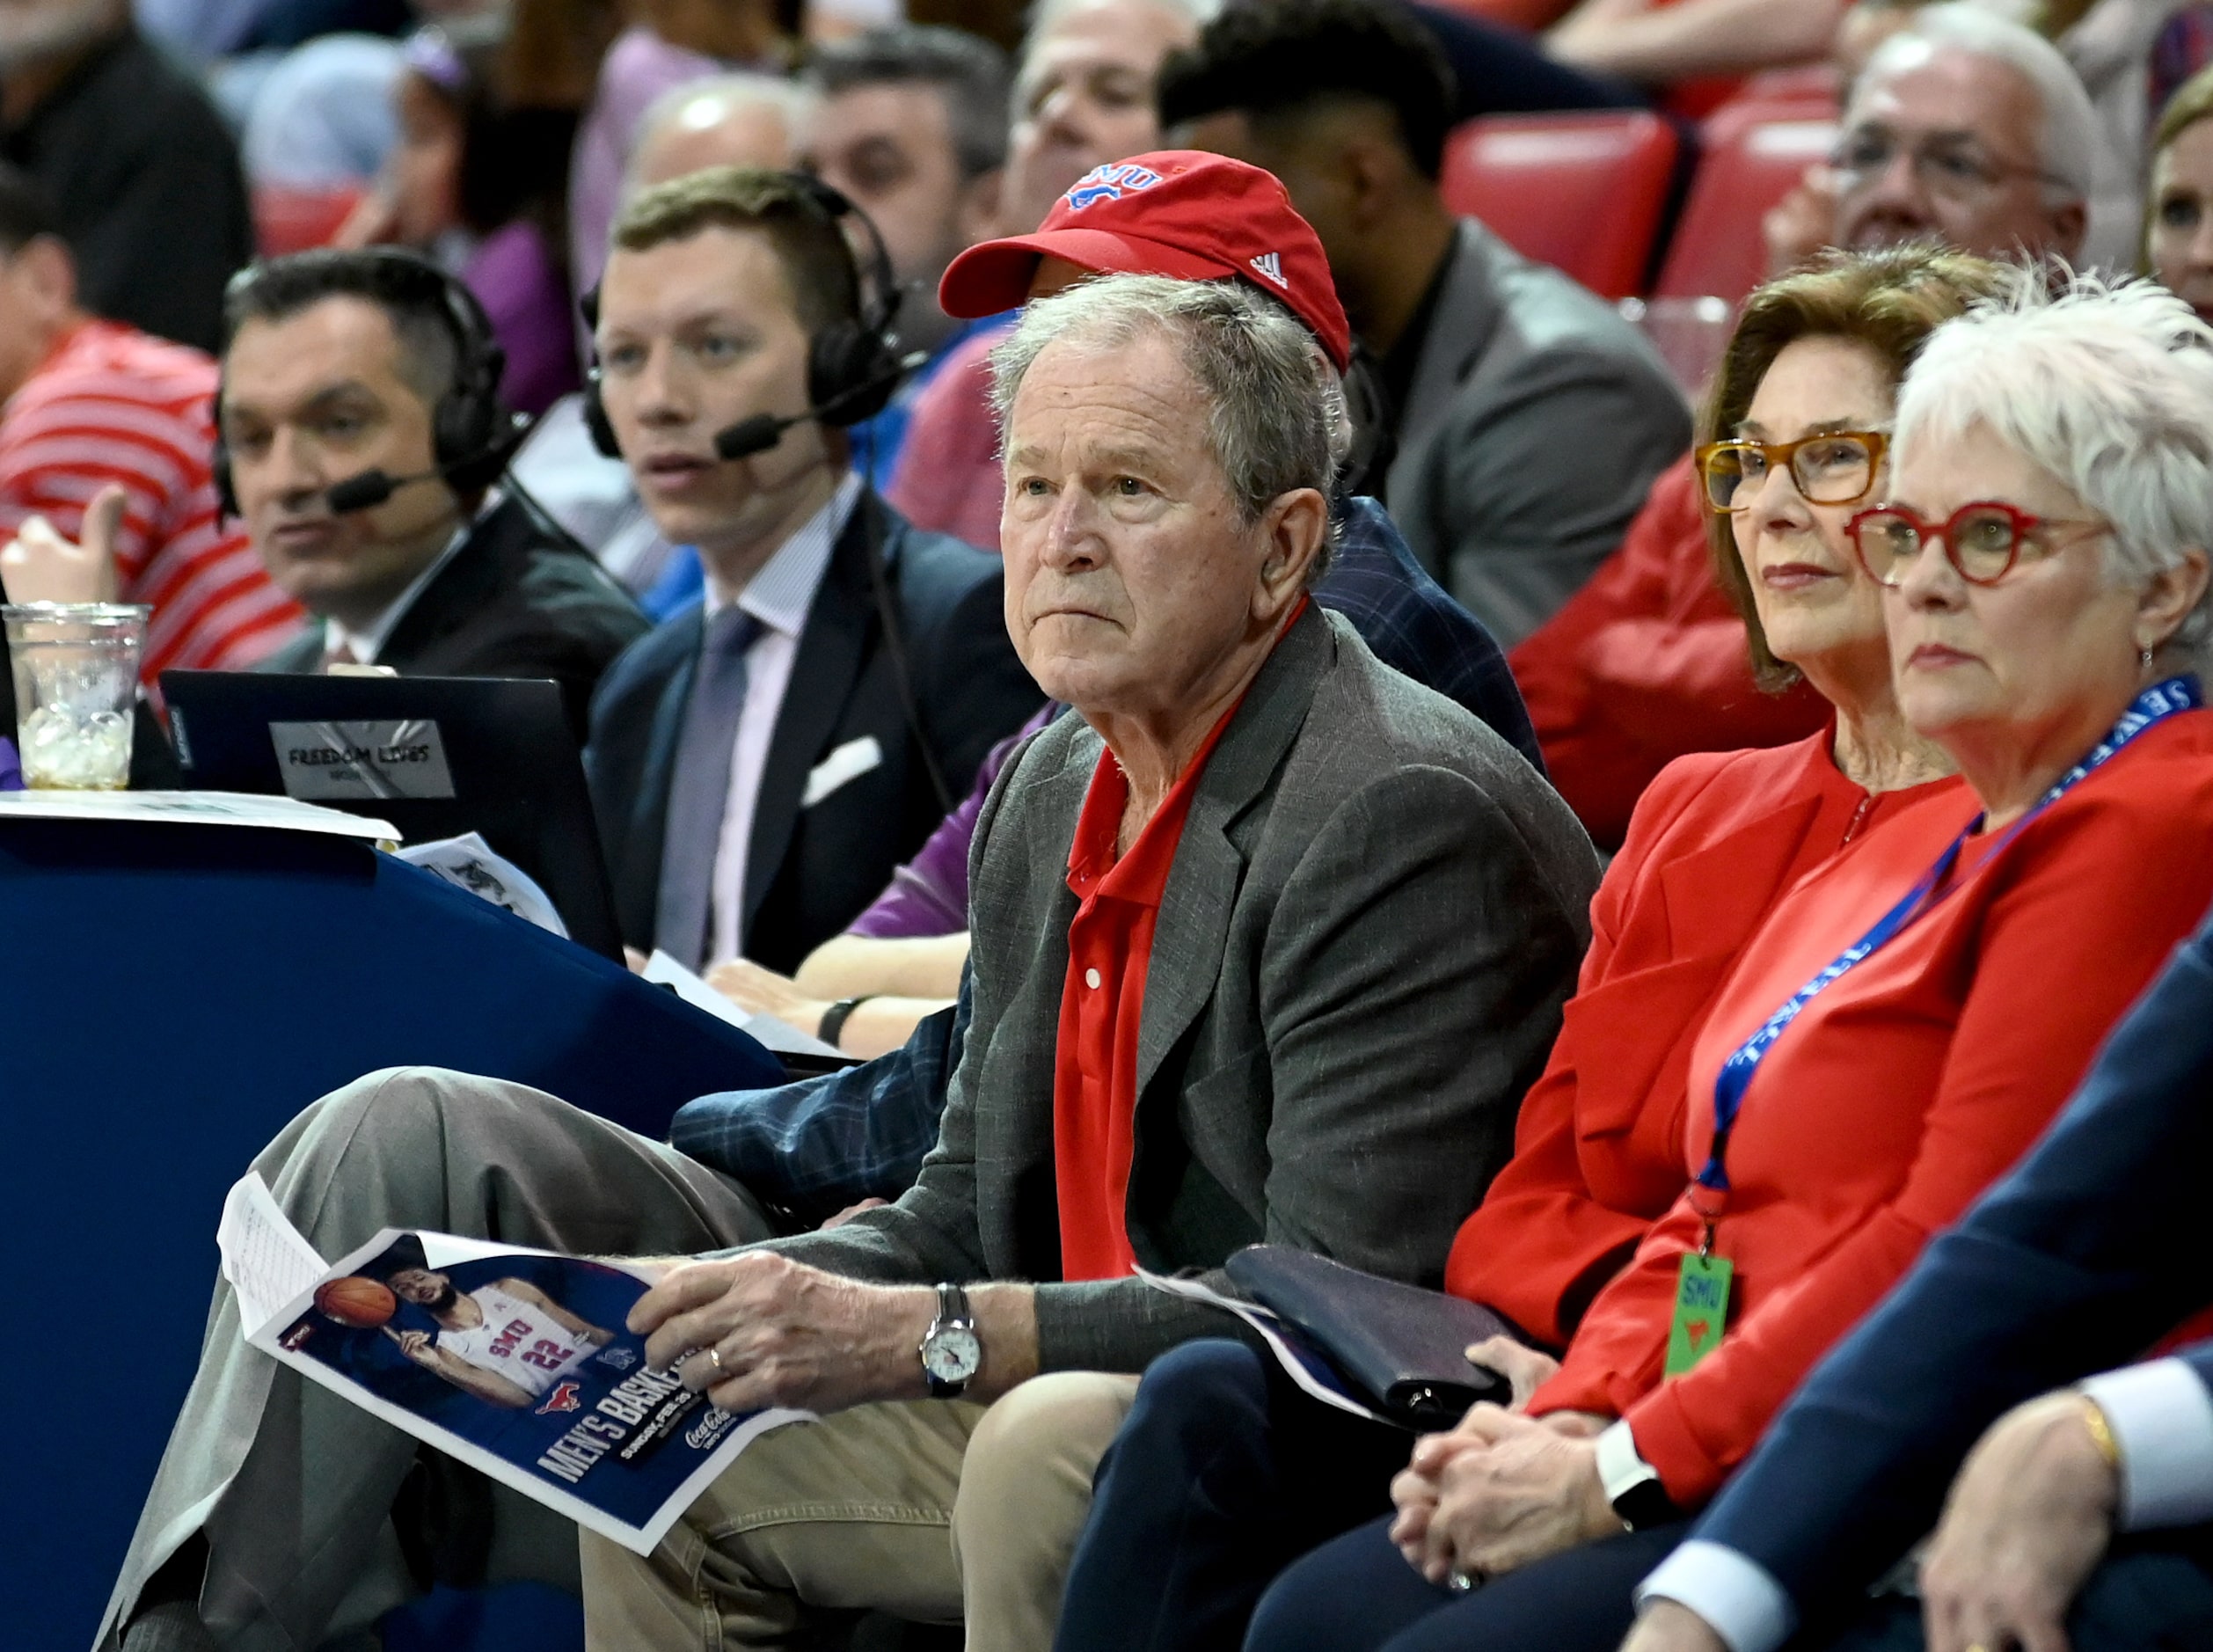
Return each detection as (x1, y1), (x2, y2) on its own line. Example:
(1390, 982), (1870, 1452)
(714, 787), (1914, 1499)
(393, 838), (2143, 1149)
(919, 1283), (982, 1398)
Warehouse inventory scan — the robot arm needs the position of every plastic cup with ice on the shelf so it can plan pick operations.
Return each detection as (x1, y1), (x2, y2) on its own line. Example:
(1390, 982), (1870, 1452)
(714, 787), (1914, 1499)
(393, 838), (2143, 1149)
(1, 603), (150, 789)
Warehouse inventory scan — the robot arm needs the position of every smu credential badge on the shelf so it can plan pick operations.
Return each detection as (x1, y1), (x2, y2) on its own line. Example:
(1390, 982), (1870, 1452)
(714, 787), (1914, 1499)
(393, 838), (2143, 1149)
(1065, 162), (1164, 211)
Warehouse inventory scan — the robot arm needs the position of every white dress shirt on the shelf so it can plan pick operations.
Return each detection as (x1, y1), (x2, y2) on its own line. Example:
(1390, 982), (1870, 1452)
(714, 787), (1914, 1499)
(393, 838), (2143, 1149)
(1637, 1356), (2213, 1652)
(702, 472), (860, 965)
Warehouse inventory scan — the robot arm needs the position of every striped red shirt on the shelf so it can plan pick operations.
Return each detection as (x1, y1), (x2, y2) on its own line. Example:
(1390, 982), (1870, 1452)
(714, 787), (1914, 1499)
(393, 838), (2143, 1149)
(0, 320), (304, 684)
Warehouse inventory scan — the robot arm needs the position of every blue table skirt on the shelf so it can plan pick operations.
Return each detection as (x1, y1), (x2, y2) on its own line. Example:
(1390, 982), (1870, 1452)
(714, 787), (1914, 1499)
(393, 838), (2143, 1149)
(0, 817), (782, 1649)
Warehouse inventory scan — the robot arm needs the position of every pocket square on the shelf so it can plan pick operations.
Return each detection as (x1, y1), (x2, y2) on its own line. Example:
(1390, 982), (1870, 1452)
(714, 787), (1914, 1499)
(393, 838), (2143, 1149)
(803, 735), (884, 808)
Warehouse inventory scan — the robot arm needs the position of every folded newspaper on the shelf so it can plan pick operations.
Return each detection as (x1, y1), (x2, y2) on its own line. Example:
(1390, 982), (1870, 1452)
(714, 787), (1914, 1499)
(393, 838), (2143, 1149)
(219, 1173), (807, 1553)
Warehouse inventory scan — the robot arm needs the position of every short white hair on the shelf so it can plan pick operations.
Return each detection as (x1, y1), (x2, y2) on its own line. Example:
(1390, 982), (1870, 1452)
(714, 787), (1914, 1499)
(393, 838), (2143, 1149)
(1858, 3), (2105, 204)
(625, 75), (813, 194)
(1893, 267), (2213, 651)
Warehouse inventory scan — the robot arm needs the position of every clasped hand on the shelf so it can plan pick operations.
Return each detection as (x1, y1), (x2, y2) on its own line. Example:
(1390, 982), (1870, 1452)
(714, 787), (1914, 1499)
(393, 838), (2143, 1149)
(626, 1251), (937, 1416)
(1387, 1336), (1617, 1585)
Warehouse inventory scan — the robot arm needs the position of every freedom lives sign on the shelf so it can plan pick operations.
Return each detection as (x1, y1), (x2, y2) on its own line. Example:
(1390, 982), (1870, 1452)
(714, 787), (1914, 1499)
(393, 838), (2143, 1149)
(231, 1188), (806, 1553)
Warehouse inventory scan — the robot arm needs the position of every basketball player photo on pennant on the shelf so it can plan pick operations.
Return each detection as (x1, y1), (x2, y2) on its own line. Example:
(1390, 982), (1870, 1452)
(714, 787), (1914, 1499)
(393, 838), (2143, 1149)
(237, 1198), (808, 1553)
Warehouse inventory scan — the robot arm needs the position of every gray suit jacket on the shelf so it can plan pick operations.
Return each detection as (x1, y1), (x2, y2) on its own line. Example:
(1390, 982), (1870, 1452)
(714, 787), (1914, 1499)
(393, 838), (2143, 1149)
(1387, 219), (1691, 650)
(761, 605), (1600, 1373)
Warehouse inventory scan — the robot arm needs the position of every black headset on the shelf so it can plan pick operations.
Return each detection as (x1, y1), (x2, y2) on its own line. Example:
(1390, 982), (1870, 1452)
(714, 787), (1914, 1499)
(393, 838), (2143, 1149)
(212, 249), (522, 518)
(579, 173), (909, 461)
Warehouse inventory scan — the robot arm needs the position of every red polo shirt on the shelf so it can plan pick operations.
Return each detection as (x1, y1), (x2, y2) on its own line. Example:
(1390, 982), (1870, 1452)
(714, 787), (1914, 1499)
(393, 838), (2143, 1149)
(1053, 699), (1244, 1282)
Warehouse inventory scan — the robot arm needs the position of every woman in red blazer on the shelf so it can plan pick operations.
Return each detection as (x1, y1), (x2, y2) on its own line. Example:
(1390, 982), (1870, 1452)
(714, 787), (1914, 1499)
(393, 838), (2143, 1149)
(1234, 275), (2213, 1652)
(1048, 246), (1998, 1652)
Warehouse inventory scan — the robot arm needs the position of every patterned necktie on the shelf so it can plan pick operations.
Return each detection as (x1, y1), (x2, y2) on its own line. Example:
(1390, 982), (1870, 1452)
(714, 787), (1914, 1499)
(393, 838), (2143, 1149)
(655, 605), (763, 969)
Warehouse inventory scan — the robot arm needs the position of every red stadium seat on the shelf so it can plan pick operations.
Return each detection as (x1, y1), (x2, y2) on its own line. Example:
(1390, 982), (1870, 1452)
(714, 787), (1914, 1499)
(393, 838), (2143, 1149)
(1439, 110), (1682, 300)
(252, 185), (365, 257)
(1651, 114), (1838, 305)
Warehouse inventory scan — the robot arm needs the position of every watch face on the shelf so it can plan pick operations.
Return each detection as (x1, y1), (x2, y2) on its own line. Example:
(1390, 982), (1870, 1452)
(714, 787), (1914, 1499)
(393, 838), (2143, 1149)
(922, 1325), (982, 1384)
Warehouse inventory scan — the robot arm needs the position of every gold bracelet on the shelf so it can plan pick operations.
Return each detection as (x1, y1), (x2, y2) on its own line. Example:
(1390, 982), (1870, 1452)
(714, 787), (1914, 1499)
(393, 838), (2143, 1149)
(2078, 1392), (2123, 1470)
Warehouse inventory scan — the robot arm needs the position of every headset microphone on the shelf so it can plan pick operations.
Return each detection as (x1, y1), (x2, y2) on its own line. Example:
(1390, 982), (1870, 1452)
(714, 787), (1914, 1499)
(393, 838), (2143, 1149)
(322, 466), (434, 514)
(316, 413), (533, 515)
(711, 350), (927, 463)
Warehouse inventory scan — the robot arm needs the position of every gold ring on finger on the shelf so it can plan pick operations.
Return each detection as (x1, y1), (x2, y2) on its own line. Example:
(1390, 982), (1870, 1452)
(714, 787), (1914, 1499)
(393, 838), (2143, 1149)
(707, 1344), (725, 1375)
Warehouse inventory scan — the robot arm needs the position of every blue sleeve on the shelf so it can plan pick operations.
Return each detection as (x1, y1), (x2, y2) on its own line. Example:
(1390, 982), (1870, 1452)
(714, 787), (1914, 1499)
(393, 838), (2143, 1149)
(1691, 914), (2213, 1618)
(666, 976), (969, 1225)
(1315, 497), (1545, 774)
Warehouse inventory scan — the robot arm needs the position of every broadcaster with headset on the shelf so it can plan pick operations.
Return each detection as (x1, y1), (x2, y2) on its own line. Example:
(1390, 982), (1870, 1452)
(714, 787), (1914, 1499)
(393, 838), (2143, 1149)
(229, 250), (650, 738)
(579, 165), (1043, 976)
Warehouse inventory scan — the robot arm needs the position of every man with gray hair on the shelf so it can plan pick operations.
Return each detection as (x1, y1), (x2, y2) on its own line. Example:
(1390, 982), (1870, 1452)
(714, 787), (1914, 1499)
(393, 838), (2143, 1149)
(576, 267), (1596, 1646)
(1767, 1), (2100, 275)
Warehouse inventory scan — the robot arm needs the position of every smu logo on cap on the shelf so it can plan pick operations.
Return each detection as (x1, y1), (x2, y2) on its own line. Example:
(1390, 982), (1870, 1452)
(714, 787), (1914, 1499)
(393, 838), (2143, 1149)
(1249, 252), (1287, 288)
(1066, 162), (1164, 211)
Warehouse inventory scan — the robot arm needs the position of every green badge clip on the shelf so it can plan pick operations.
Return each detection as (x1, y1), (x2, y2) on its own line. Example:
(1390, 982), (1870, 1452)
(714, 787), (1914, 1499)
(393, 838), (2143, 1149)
(1664, 1250), (1734, 1377)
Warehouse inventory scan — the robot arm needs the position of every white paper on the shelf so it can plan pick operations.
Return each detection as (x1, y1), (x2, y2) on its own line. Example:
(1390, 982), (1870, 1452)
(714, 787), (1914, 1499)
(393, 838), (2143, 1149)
(0, 787), (398, 839)
(801, 735), (883, 809)
(1135, 1267), (1387, 1423)
(395, 832), (569, 938)
(217, 1173), (330, 1337)
(640, 950), (846, 1060)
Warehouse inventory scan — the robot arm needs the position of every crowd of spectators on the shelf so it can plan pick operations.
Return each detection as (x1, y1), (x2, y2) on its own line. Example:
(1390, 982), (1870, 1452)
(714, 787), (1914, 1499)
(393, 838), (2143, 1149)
(10, 0), (2213, 1648)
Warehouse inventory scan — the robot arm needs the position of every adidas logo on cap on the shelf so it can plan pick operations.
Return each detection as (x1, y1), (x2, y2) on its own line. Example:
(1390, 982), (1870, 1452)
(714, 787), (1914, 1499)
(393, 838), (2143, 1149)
(1249, 252), (1287, 288)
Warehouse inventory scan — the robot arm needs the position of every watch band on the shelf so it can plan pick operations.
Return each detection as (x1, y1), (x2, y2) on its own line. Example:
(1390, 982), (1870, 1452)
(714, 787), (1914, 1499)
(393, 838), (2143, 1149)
(1596, 1419), (1678, 1531)
(816, 996), (873, 1049)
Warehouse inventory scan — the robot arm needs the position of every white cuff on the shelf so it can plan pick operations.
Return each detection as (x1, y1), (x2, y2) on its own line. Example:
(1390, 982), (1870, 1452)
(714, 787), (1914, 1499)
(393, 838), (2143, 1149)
(1596, 1417), (1660, 1502)
(2081, 1358), (2213, 1531)
(1637, 1539), (1797, 1652)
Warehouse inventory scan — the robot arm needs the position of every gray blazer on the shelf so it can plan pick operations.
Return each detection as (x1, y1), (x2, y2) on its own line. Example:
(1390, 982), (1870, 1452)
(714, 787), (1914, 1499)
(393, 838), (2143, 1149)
(766, 606), (1600, 1372)
(1387, 219), (1691, 650)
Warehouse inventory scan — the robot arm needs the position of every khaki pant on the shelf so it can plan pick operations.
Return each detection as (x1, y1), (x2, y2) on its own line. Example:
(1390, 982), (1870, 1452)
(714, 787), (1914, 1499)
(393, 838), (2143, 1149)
(582, 1371), (1141, 1652)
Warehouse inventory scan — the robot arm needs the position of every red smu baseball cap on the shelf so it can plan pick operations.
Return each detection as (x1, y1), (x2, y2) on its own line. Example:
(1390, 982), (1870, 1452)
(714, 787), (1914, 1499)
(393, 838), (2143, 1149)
(938, 150), (1353, 372)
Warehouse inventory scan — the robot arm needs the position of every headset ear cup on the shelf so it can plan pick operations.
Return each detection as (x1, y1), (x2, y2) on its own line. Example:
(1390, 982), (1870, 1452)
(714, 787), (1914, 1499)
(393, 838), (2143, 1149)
(582, 370), (621, 457)
(212, 437), (237, 518)
(808, 321), (901, 428)
(208, 386), (237, 517)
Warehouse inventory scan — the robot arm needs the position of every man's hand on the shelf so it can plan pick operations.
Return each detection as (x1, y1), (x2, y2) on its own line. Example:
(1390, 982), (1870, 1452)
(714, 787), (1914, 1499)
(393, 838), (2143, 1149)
(1390, 1404), (1620, 1584)
(707, 957), (834, 1042)
(627, 1251), (937, 1415)
(1620, 1599), (1732, 1652)
(0, 484), (125, 604)
(392, 1328), (436, 1365)
(1467, 1334), (1561, 1412)
(1919, 1391), (2121, 1652)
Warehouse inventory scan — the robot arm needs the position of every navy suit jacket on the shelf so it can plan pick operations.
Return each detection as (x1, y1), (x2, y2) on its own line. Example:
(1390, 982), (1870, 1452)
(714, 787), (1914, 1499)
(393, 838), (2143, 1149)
(1686, 904), (2213, 1624)
(584, 492), (1041, 974)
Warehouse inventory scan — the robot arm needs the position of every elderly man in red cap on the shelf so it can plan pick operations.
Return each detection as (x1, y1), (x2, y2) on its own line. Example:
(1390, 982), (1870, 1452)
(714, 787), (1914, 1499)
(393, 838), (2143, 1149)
(705, 146), (1541, 1058)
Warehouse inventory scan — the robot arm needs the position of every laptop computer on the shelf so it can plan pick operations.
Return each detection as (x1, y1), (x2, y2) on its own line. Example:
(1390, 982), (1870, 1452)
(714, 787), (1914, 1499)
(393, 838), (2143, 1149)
(159, 670), (625, 962)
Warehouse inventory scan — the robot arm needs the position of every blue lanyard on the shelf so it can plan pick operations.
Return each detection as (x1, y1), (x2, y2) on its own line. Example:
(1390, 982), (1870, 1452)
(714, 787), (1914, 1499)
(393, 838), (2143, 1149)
(1695, 675), (2203, 1203)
